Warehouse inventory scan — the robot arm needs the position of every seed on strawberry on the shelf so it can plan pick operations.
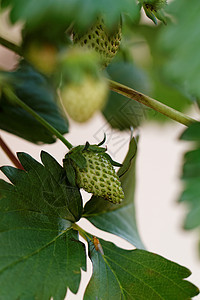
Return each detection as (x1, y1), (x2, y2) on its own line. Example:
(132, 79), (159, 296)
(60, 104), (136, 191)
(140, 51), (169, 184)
(72, 149), (124, 204)
(60, 75), (108, 122)
(73, 18), (122, 68)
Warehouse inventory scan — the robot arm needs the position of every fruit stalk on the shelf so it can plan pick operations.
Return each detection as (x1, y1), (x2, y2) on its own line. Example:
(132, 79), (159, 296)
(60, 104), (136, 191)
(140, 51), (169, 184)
(108, 79), (197, 127)
(72, 224), (89, 242)
(3, 87), (73, 150)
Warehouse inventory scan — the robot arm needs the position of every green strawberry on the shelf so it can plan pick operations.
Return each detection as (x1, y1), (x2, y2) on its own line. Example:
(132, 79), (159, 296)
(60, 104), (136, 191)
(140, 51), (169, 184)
(63, 143), (124, 204)
(73, 18), (121, 68)
(60, 74), (108, 122)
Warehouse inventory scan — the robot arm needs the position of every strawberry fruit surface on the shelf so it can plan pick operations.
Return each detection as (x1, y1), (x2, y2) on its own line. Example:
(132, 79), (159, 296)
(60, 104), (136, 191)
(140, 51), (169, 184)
(73, 18), (121, 68)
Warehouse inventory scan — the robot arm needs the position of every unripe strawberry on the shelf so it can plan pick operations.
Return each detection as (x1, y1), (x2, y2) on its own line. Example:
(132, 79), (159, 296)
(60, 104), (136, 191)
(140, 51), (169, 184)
(63, 143), (124, 204)
(60, 75), (108, 122)
(75, 151), (124, 203)
(73, 18), (121, 68)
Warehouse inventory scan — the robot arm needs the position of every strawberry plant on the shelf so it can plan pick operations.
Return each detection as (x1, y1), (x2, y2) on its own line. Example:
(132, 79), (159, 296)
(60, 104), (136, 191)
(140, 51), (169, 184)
(0, 0), (200, 299)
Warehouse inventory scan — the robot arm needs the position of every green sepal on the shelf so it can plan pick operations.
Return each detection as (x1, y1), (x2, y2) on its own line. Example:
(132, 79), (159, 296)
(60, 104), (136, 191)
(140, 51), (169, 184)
(86, 145), (106, 154)
(102, 153), (122, 168)
(154, 9), (167, 24)
(143, 5), (158, 24)
(97, 134), (106, 146)
(142, 1), (167, 25)
(63, 157), (77, 187)
(66, 146), (87, 169)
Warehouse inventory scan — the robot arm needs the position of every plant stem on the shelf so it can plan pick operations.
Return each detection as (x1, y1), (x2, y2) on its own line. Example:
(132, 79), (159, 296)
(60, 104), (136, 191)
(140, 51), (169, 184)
(0, 36), (22, 55)
(72, 224), (90, 242)
(3, 87), (73, 150)
(108, 79), (197, 127)
(0, 135), (24, 170)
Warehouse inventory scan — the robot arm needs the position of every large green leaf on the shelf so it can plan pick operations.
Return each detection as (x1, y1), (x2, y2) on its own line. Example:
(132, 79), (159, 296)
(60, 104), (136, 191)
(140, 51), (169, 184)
(84, 137), (144, 249)
(159, 0), (200, 100)
(0, 151), (83, 222)
(0, 61), (68, 144)
(0, 205), (86, 299)
(84, 238), (199, 299)
(1, 0), (139, 32)
(179, 122), (200, 235)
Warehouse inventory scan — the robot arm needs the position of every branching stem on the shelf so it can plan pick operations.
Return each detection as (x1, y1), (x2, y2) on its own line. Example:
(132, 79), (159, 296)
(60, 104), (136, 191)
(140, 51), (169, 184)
(108, 79), (197, 127)
(3, 87), (73, 150)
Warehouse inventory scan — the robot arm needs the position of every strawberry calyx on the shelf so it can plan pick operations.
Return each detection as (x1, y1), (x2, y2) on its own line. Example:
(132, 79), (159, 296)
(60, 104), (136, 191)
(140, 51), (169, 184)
(139, 0), (167, 25)
(63, 140), (124, 204)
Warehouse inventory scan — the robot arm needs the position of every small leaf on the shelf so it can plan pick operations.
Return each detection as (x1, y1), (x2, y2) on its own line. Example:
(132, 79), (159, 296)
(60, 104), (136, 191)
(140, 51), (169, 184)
(0, 151), (83, 222)
(84, 137), (144, 248)
(84, 239), (199, 299)
(0, 61), (68, 144)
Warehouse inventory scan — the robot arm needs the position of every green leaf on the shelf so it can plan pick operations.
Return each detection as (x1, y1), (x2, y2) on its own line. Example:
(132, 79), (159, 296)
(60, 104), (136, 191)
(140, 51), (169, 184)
(180, 122), (200, 142)
(179, 122), (200, 234)
(0, 202), (86, 300)
(84, 137), (144, 249)
(84, 238), (199, 299)
(0, 151), (83, 222)
(103, 62), (150, 130)
(159, 0), (200, 100)
(0, 61), (68, 144)
(1, 0), (139, 32)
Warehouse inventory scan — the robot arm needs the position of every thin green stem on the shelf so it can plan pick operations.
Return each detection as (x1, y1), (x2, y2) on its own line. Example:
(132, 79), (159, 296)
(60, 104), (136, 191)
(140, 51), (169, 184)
(108, 79), (197, 127)
(0, 36), (22, 55)
(72, 224), (91, 242)
(3, 87), (73, 150)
